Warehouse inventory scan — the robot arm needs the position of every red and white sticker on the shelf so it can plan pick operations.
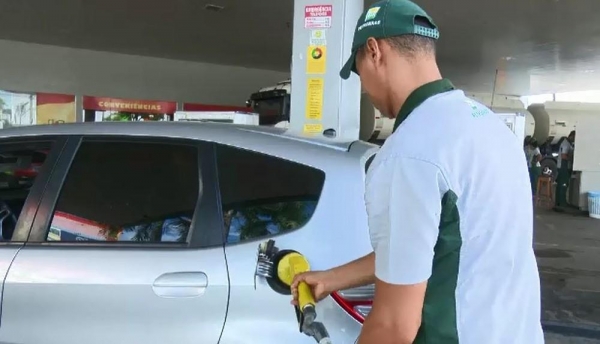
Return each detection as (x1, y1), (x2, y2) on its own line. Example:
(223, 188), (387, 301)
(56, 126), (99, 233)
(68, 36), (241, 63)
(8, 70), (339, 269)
(304, 5), (332, 29)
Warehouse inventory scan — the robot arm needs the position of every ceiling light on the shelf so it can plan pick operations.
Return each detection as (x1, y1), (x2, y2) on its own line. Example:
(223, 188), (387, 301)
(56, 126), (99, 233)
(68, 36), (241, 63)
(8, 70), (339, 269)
(205, 4), (225, 12)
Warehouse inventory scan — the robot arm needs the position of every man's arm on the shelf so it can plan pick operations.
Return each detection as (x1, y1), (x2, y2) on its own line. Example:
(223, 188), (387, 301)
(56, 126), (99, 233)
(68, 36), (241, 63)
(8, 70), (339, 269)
(535, 147), (542, 163)
(328, 252), (375, 291)
(358, 278), (427, 344)
(358, 156), (446, 344)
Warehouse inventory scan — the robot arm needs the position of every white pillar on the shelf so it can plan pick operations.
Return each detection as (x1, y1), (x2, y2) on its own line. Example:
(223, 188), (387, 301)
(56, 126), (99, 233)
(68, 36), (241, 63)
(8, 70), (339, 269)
(75, 95), (84, 123)
(288, 0), (363, 142)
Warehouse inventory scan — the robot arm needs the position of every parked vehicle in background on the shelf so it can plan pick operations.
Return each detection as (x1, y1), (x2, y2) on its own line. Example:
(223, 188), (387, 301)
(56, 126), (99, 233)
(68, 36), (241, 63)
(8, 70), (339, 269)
(246, 79), (393, 143)
(0, 121), (378, 344)
(174, 111), (260, 125)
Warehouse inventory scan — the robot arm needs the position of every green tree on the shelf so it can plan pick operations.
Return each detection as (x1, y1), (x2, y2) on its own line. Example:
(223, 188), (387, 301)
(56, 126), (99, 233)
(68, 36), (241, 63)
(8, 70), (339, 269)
(236, 201), (311, 241)
(107, 112), (132, 121)
(131, 221), (164, 242)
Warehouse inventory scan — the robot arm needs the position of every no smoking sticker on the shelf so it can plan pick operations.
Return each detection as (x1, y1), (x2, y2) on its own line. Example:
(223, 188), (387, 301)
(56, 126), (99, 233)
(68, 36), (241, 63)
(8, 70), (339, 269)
(304, 5), (332, 28)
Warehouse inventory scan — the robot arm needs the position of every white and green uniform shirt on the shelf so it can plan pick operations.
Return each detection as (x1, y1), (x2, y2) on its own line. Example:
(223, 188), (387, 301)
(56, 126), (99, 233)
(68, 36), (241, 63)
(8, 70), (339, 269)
(365, 79), (543, 344)
(557, 139), (573, 169)
(525, 146), (541, 168)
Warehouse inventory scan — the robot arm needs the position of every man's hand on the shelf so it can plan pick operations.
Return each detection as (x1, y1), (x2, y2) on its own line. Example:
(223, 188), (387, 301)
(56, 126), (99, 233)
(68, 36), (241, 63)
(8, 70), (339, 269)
(289, 252), (376, 305)
(290, 270), (336, 305)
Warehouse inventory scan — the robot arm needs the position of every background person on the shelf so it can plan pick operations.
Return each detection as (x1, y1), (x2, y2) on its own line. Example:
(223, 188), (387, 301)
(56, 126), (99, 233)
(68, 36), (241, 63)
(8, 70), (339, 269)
(555, 130), (575, 208)
(525, 138), (542, 195)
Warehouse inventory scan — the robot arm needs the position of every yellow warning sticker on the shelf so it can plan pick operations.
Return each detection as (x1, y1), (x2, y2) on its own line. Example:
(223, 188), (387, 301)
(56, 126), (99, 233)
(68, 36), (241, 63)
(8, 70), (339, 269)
(306, 45), (326, 74)
(305, 77), (324, 120)
(303, 123), (323, 134)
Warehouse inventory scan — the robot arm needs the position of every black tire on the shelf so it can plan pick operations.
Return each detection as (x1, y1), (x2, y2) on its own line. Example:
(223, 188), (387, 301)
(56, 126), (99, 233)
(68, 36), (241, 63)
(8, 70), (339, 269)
(540, 158), (558, 181)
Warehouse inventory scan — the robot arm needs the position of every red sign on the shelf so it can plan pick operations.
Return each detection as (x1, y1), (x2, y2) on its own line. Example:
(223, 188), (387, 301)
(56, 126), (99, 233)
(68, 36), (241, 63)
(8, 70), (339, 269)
(304, 5), (332, 28)
(36, 93), (75, 106)
(83, 96), (177, 114)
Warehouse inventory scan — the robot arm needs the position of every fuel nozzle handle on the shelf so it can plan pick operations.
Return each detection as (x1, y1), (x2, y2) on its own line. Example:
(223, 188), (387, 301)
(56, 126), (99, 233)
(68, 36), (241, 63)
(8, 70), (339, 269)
(301, 316), (332, 344)
(296, 283), (331, 343)
(283, 253), (332, 343)
(297, 281), (317, 315)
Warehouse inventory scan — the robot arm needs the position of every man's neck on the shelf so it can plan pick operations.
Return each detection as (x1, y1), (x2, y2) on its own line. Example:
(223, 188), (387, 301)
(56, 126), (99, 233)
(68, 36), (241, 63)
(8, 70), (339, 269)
(389, 62), (442, 117)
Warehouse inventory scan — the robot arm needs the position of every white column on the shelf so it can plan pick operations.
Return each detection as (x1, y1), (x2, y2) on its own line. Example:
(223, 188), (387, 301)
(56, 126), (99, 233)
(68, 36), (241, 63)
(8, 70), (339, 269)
(288, 0), (363, 142)
(75, 95), (84, 122)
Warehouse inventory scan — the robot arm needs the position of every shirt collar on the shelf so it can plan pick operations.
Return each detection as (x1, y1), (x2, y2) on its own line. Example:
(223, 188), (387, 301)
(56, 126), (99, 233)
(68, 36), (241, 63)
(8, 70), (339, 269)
(393, 78), (455, 132)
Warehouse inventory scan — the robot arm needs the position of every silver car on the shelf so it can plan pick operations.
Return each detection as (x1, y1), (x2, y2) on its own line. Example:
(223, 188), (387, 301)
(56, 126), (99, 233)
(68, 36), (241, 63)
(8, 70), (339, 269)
(0, 122), (378, 344)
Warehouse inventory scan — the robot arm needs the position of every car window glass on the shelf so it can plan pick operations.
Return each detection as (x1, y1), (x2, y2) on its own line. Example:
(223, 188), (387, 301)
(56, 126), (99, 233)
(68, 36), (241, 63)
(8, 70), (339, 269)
(216, 144), (325, 244)
(0, 141), (53, 241)
(46, 139), (199, 243)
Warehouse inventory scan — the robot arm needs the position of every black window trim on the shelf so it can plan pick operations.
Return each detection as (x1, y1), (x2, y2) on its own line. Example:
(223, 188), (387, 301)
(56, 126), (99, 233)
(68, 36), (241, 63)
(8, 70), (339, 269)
(25, 135), (224, 249)
(0, 136), (68, 244)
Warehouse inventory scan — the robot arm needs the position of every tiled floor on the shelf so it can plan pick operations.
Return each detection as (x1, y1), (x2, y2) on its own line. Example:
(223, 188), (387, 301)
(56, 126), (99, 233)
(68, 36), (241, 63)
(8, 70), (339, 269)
(535, 207), (600, 342)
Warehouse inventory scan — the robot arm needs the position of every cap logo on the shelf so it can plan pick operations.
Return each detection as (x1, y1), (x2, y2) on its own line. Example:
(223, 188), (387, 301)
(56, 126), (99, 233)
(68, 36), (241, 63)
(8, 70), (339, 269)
(364, 6), (380, 21)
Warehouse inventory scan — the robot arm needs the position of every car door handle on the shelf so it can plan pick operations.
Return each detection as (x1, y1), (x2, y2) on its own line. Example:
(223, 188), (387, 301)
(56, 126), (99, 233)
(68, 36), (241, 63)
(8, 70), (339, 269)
(152, 272), (208, 298)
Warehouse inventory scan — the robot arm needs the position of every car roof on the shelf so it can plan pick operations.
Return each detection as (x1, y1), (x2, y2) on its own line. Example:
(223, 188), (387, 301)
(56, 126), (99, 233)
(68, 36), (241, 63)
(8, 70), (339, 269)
(0, 122), (355, 152)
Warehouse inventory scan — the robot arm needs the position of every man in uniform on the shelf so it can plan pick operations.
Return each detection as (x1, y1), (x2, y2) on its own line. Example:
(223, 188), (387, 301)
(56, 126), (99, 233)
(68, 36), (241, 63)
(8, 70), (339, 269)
(555, 130), (575, 208)
(525, 137), (542, 195)
(291, 1), (544, 343)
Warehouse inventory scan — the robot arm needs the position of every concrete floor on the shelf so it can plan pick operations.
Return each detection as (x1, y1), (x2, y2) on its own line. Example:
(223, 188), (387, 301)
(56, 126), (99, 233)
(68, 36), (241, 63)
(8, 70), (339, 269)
(535, 207), (600, 343)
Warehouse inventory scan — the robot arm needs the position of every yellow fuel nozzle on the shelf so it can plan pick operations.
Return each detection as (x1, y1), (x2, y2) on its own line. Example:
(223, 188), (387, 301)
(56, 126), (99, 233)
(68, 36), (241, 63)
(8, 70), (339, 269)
(275, 252), (317, 322)
(258, 243), (332, 344)
(288, 254), (316, 313)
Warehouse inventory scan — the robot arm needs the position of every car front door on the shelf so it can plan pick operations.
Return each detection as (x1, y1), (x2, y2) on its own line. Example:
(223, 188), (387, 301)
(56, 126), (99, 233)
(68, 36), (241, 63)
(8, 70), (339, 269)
(0, 136), (228, 344)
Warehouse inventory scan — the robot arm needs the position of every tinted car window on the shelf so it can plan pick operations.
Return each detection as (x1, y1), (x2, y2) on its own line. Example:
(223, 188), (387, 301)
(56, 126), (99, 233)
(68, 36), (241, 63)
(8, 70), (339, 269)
(216, 144), (325, 244)
(46, 139), (199, 243)
(0, 141), (53, 240)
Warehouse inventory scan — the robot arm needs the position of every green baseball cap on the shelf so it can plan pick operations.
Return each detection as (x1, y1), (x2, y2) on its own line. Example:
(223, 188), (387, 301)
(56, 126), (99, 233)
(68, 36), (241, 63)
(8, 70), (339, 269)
(340, 0), (439, 79)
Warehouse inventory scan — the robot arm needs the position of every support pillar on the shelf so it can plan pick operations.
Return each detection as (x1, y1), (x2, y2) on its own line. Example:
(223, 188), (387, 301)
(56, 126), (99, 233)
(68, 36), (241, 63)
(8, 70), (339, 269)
(288, 0), (363, 142)
(75, 95), (84, 123)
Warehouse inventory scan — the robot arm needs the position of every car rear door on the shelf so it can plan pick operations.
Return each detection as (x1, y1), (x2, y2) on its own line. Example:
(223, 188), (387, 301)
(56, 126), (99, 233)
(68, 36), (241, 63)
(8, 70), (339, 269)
(213, 141), (370, 343)
(0, 136), (228, 344)
(214, 142), (320, 343)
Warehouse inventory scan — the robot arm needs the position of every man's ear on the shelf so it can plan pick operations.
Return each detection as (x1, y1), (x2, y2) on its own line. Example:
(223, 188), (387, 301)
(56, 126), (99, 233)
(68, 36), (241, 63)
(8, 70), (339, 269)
(364, 37), (382, 64)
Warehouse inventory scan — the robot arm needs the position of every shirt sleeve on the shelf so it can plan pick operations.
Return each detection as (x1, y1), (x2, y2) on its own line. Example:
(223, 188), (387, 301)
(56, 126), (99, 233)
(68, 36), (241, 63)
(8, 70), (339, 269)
(365, 156), (450, 286)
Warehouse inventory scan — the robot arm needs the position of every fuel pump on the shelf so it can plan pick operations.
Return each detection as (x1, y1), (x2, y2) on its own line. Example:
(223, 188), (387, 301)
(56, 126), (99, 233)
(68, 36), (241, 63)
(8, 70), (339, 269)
(255, 239), (332, 344)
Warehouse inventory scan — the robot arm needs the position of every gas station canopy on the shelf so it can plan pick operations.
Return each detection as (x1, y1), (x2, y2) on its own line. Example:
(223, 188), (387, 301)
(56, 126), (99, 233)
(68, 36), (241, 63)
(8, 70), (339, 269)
(2, 0), (600, 95)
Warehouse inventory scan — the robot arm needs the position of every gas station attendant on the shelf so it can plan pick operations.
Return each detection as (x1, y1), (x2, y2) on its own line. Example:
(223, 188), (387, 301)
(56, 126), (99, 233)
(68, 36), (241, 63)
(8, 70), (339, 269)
(291, 0), (544, 343)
